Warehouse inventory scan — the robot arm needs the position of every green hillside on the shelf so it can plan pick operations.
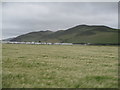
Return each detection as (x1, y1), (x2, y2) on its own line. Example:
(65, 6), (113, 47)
(10, 25), (119, 44)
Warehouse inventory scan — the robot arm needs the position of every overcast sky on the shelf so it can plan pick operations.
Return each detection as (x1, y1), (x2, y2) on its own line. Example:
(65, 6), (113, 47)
(2, 2), (118, 39)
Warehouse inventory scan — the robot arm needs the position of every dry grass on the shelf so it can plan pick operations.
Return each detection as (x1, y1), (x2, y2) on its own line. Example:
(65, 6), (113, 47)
(2, 44), (118, 88)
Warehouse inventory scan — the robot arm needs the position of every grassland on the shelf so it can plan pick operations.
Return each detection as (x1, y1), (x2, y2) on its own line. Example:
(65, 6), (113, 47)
(2, 44), (118, 88)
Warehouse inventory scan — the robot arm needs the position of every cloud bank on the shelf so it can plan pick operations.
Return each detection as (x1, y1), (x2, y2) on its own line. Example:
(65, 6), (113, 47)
(2, 2), (118, 39)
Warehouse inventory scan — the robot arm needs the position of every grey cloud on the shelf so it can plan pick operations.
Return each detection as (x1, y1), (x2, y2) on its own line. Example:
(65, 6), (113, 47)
(2, 2), (118, 39)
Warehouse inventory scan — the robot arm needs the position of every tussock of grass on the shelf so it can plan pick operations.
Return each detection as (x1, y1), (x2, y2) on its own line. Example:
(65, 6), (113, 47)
(2, 44), (118, 88)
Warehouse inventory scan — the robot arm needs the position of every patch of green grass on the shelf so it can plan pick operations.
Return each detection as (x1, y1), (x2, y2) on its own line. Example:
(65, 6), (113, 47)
(2, 44), (118, 88)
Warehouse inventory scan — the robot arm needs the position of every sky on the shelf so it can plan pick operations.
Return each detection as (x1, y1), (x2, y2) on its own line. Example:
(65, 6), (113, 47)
(2, 2), (118, 39)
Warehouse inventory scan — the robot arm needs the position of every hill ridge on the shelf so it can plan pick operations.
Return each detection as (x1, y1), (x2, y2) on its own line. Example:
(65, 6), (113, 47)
(10, 24), (119, 44)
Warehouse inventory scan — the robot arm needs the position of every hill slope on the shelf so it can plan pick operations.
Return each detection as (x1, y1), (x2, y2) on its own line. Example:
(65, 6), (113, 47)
(10, 25), (119, 44)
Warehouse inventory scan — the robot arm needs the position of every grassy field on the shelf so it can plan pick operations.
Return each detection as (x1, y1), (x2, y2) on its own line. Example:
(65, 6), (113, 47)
(2, 44), (118, 88)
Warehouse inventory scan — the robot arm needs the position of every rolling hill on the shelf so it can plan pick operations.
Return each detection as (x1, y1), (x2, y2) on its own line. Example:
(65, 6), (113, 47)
(10, 25), (119, 44)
